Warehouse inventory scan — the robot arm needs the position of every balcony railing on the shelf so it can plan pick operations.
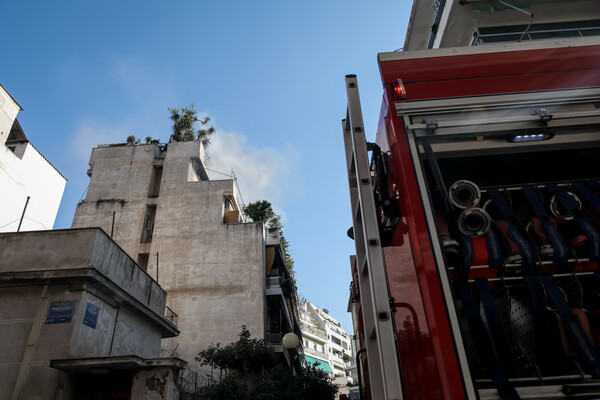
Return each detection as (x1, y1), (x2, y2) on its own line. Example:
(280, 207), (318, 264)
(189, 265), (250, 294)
(304, 346), (329, 360)
(164, 306), (178, 327)
(266, 276), (281, 288)
(473, 21), (600, 46)
(301, 324), (327, 340)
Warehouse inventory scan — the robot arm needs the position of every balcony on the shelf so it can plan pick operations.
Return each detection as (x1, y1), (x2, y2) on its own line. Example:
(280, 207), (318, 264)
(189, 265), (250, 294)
(164, 306), (178, 328)
(301, 324), (327, 341)
(473, 20), (600, 46)
(304, 346), (329, 360)
(266, 228), (281, 246)
(266, 276), (282, 291)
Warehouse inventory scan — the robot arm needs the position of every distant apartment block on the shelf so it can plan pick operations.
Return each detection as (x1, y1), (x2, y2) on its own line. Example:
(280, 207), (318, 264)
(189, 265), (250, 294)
(299, 300), (353, 379)
(0, 84), (66, 233)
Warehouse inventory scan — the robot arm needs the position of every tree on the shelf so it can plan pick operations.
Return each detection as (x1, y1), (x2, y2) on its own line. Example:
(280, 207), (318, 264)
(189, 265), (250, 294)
(168, 105), (215, 146)
(243, 200), (295, 273)
(194, 326), (338, 400)
(196, 325), (277, 381)
(243, 200), (276, 224)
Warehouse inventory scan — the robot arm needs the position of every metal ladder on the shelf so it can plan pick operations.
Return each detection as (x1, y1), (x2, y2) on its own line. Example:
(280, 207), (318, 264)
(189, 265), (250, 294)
(342, 74), (405, 400)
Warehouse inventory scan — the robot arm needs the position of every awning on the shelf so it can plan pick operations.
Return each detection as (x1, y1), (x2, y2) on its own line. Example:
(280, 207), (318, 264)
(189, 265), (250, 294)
(304, 355), (333, 374)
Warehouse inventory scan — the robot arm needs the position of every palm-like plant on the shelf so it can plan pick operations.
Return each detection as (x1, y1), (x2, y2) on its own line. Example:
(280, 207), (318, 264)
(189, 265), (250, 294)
(169, 106), (215, 146)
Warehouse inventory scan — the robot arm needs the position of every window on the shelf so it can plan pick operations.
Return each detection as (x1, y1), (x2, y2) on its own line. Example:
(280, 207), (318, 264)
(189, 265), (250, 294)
(140, 205), (157, 243)
(148, 166), (163, 197)
(331, 336), (342, 346)
(137, 253), (149, 271)
(223, 195), (240, 224)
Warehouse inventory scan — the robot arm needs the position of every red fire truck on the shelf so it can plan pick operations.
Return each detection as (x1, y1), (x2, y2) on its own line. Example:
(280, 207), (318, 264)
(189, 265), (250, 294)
(343, 29), (600, 400)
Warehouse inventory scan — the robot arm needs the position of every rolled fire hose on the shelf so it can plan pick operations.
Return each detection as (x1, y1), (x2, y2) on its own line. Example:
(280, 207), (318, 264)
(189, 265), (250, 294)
(449, 180), (481, 210)
(550, 191), (582, 221)
(449, 180), (492, 237)
(457, 207), (492, 237)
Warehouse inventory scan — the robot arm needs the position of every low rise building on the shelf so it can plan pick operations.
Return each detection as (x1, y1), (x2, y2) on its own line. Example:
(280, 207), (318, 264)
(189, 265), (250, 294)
(0, 228), (183, 400)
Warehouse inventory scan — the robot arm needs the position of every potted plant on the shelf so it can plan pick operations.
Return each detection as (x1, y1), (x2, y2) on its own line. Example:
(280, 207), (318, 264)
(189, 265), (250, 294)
(145, 136), (152, 144)
(126, 135), (136, 146)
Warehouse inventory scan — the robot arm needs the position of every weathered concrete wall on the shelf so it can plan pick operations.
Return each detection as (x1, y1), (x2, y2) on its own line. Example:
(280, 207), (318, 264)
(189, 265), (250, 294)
(131, 367), (180, 400)
(0, 142), (66, 232)
(0, 228), (174, 400)
(110, 307), (162, 358)
(68, 291), (162, 359)
(0, 284), (40, 400)
(72, 141), (267, 370)
(0, 229), (166, 316)
(0, 282), (165, 400)
(157, 221), (265, 365)
(72, 144), (159, 257)
(68, 291), (117, 358)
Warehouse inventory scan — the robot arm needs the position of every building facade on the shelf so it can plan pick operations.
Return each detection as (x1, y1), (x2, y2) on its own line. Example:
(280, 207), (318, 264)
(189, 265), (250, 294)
(0, 228), (182, 400)
(0, 84), (66, 233)
(71, 140), (301, 376)
(404, 0), (600, 51)
(299, 300), (353, 380)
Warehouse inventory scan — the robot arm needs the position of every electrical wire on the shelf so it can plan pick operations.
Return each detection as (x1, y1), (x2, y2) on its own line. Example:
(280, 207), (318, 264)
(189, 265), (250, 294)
(0, 216), (47, 230)
(205, 168), (234, 178)
(0, 218), (21, 229)
(24, 217), (47, 229)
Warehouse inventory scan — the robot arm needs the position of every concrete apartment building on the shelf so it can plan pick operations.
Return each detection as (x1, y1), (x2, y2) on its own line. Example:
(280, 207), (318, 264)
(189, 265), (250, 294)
(0, 84), (66, 233)
(299, 300), (353, 381)
(0, 228), (183, 400)
(71, 140), (301, 375)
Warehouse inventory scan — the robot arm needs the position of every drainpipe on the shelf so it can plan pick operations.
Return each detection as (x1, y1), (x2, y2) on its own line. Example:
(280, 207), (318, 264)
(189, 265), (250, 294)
(355, 349), (366, 400)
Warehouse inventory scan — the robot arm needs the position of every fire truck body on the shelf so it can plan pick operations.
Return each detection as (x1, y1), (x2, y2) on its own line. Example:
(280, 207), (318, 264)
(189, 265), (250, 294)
(344, 22), (600, 400)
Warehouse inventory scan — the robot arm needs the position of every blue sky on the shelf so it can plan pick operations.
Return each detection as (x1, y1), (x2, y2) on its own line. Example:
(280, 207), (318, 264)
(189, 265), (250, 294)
(1, 1), (410, 331)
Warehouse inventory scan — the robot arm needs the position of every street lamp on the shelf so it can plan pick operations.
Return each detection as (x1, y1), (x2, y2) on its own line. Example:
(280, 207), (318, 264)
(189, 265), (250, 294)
(282, 332), (299, 376)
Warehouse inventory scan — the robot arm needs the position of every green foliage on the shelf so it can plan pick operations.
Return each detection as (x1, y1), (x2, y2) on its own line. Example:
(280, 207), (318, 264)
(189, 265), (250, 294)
(267, 213), (283, 231)
(280, 234), (295, 272)
(196, 325), (276, 377)
(243, 200), (275, 224)
(342, 351), (352, 362)
(297, 365), (339, 400)
(244, 200), (295, 273)
(126, 135), (136, 143)
(196, 328), (339, 400)
(322, 308), (329, 315)
(168, 105), (215, 146)
(145, 136), (153, 144)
